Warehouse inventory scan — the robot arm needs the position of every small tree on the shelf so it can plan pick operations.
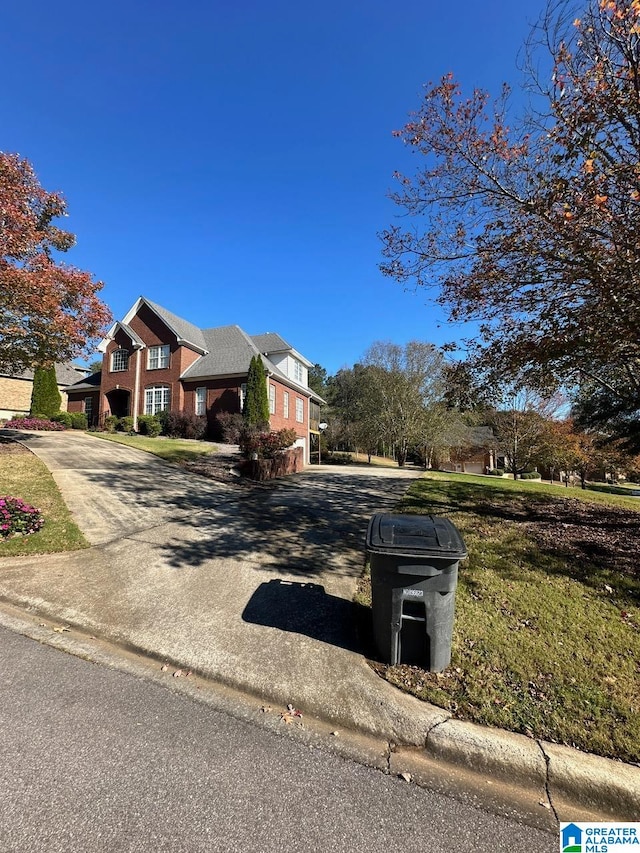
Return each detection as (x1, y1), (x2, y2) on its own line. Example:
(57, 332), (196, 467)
(243, 356), (270, 426)
(30, 366), (62, 417)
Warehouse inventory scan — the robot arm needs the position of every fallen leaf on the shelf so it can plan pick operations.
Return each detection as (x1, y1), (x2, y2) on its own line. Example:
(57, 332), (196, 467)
(161, 664), (168, 672)
(173, 669), (183, 678)
(539, 801), (551, 810)
(399, 772), (412, 783)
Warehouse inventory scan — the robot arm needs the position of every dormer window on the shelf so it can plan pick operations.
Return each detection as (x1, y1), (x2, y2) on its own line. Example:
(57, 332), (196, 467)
(111, 349), (129, 372)
(293, 358), (303, 383)
(148, 345), (170, 370)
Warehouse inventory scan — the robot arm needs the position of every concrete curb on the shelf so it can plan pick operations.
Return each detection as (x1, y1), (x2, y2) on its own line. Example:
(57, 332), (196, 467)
(1, 590), (638, 826)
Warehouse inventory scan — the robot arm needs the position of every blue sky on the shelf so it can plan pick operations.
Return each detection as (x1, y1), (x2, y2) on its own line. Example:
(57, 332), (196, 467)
(2, 0), (540, 375)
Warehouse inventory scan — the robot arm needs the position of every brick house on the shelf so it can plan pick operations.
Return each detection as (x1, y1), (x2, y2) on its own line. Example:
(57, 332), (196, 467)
(0, 363), (90, 420)
(66, 297), (324, 462)
(438, 426), (497, 474)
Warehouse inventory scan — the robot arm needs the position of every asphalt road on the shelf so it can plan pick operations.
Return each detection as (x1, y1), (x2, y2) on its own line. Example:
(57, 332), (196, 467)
(0, 626), (557, 853)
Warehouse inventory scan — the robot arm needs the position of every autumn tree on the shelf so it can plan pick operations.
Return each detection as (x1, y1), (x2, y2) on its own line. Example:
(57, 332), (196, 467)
(0, 152), (111, 372)
(380, 0), (640, 447)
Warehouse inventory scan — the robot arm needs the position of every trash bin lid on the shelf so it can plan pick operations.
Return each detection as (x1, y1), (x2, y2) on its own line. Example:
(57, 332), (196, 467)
(366, 513), (467, 559)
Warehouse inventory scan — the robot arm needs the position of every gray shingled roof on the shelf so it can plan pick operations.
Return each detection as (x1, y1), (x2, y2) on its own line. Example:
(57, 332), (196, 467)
(65, 371), (102, 393)
(4, 363), (90, 387)
(181, 326), (261, 378)
(251, 332), (292, 354)
(144, 298), (208, 352)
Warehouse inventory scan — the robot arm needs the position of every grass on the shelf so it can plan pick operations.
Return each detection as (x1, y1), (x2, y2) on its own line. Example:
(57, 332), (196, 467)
(363, 471), (640, 763)
(0, 442), (87, 556)
(88, 431), (219, 463)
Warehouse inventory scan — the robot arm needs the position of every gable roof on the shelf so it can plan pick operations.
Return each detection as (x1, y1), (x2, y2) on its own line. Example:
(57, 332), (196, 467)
(98, 297), (323, 400)
(99, 297), (208, 354)
(141, 298), (208, 353)
(181, 324), (322, 400)
(110, 321), (146, 349)
(252, 332), (313, 368)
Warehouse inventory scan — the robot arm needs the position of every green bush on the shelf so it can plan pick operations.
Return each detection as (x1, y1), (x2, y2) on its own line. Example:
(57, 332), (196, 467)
(30, 366), (62, 418)
(70, 412), (88, 430)
(519, 471), (541, 480)
(117, 416), (135, 433)
(137, 415), (162, 437)
(103, 415), (118, 433)
(51, 411), (74, 428)
(487, 468), (504, 476)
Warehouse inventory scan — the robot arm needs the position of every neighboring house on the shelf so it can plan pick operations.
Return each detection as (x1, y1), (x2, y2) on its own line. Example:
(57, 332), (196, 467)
(0, 363), (90, 420)
(66, 296), (324, 462)
(438, 426), (497, 474)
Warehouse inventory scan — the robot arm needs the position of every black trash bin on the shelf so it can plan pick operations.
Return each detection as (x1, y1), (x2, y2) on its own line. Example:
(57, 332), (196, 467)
(366, 513), (467, 672)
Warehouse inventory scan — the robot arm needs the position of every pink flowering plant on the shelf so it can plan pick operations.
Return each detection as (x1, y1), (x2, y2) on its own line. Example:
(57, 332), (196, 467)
(4, 417), (65, 431)
(0, 496), (45, 538)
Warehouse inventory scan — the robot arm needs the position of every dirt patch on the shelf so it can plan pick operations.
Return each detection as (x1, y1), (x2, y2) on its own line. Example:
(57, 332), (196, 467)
(0, 440), (30, 457)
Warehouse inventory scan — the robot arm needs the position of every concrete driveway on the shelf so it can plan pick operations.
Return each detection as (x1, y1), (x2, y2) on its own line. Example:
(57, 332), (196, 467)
(0, 430), (433, 738)
(2, 430), (635, 823)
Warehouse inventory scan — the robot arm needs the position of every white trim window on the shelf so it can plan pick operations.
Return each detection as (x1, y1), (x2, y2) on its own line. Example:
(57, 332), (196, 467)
(295, 397), (304, 423)
(293, 359), (303, 383)
(239, 383), (247, 410)
(269, 384), (276, 415)
(283, 391), (289, 419)
(111, 349), (129, 372)
(195, 387), (206, 416)
(147, 345), (170, 370)
(145, 385), (170, 415)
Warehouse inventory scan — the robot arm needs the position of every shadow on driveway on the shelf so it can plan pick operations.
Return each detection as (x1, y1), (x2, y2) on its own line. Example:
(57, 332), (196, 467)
(241, 578), (377, 657)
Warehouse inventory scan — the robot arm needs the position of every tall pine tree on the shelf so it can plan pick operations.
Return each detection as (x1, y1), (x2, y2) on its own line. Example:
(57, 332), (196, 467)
(243, 356), (270, 427)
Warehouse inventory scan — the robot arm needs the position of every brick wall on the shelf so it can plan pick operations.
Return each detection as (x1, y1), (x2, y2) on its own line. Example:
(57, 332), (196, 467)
(268, 380), (308, 440)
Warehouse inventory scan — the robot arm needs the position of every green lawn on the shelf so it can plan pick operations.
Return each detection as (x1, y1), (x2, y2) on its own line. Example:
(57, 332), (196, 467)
(0, 442), (87, 556)
(362, 471), (640, 763)
(89, 431), (219, 463)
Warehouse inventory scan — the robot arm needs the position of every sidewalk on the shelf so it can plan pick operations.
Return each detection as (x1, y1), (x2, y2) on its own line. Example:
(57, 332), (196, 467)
(0, 430), (638, 827)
